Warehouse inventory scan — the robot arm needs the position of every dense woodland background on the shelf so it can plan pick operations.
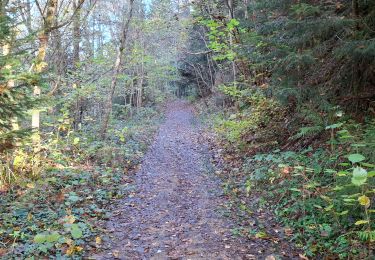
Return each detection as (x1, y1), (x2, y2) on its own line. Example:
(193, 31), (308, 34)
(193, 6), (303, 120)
(0, 0), (374, 258)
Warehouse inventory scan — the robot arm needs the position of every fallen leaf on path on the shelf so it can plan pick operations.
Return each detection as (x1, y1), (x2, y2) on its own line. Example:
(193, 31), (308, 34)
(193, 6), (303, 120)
(284, 228), (293, 236)
(112, 250), (120, 258)
(96, 236), (102, 245)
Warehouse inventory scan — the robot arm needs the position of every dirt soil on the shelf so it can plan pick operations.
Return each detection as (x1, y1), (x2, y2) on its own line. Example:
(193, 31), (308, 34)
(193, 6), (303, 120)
(91, 101), (296, 260)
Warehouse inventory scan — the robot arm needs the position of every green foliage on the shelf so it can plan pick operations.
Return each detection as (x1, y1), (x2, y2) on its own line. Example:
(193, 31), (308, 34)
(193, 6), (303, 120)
(0, 10), (37, 145)
(216, 92), (285, 151)
(190, 0), (375, 258)
(231, 120), (375, 258)
(201, 18), (240, 61)
(235, 0), (375, 113)
(290, 3), (320, 18)
(0, 106), (162, 257)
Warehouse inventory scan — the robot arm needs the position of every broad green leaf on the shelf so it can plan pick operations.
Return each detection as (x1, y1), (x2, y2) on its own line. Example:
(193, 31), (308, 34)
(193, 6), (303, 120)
(71, 224), (83, 239)
(355, 220), (369, 225)
(34, 233), (46, 243)
(360, 162), (375, 168)
(325, 123), (343, 130)
(348, 154), (365, 164)
(337, 210), (349, 216)
(320, 195), (331, 201)
(339, 162), (350, 167)
(255, 231), (268, 238)
(73, 137), (80, 145)
(324, 169), (336, 174)
(351, 167), (367, 186)
(337, 171), (349, 177)
(333, 186), (343, 191)
(46, 232), (60, 243)
(324, 204), (334, 211)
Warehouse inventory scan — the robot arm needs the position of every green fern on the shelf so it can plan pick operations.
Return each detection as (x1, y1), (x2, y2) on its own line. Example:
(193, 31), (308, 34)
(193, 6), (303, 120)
(358, 230), (375, 242)
(291, 125), (324, 140)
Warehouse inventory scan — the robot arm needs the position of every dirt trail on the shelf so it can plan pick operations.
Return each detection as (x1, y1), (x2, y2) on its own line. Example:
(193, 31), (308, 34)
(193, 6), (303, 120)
(93, 101), (253, 259)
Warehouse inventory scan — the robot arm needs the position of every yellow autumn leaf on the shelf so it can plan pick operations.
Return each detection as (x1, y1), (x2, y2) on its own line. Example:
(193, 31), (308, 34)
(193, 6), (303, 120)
(66, 247), (74, 256)
(96, 236), (102, 245)
(66, 245), (83, 256)
(35, 62), (48, 72)
(255, 231), (268, 239)
(355, 220), (369, 225)
(13, 154), (25, 168)
(65, 215), (76, 224)
(26, 183), (35, 189)
(112, 250), (120, 258)
(358, 195), (370, 208)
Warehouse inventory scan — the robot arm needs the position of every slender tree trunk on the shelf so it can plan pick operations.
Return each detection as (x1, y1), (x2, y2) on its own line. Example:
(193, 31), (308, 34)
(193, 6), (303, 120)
(100, 0), (134, 139)
(227, 0), (234, 20)
(130, 77), (134, 118)
(352, 0), (361, 100)
(226, 0), (236, 82)
(137, 50), (145, 109)
(32, 0), (58, 155)
(73, 0), (84, 65)
(73, 0), (85, 130)
(244, 0), (249, 20)
(2, 43), (19, 131)
(352, 0), (359, 19)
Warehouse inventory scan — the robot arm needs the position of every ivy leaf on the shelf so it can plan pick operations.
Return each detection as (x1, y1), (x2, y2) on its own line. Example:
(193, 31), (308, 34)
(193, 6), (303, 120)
(348, 153), (365, 164)
(351, 167), (367, 186)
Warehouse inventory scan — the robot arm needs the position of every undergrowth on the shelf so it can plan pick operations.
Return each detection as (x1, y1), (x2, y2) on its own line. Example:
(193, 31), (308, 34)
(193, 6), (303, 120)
(0, 107), (163, 258)
(197, 97), (375, 259)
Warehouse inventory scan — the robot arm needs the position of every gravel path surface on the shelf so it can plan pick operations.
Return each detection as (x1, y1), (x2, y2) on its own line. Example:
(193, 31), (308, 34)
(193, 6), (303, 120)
(94, 101), (253, 259)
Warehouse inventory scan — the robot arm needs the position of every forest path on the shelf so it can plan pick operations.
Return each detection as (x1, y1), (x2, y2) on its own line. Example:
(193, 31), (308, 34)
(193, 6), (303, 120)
(93, 100), (253, 259)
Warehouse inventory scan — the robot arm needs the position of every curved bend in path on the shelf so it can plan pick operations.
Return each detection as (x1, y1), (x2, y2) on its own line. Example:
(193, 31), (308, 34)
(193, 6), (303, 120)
(95, 101), (251, 259)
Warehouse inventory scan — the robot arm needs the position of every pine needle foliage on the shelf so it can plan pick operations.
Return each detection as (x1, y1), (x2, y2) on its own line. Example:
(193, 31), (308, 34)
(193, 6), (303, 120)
(0, 7), (37, 148)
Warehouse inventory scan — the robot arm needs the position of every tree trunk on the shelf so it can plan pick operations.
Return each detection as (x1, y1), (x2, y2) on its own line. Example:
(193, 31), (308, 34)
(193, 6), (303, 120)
(244, 0), (249, 20)
(137, 52), (144, 110)
(226, 0), (236, 82)
(32, 0), (58, 155)
(100, 0), (134, 139)
(73, 0), (85, 130)
(2, 43), (19, 131)
(73, 0), (84, 66)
